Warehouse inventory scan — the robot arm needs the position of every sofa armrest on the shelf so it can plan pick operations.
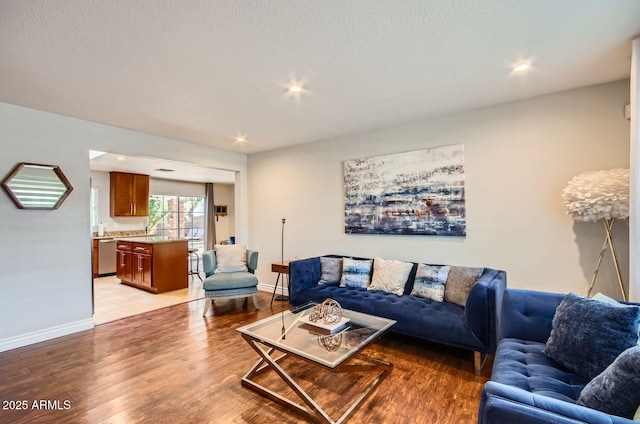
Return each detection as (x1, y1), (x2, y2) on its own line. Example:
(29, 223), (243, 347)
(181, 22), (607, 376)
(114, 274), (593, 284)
(289, 257), (321, 301)
(247, 250), (258, 274)
(499, 289), (565, 343)
(464, 268), (507, 353)
(202, 250), (216, 277)
(478, 381), (634, 424)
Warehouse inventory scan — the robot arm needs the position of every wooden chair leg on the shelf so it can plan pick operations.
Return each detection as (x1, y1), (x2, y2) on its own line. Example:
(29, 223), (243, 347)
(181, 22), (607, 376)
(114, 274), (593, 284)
(202, 299), (211, 316)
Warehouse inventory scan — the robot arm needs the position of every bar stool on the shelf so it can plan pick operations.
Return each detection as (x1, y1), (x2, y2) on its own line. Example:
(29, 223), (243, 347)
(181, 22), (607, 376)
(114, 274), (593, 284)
(188, 248), (203, 282)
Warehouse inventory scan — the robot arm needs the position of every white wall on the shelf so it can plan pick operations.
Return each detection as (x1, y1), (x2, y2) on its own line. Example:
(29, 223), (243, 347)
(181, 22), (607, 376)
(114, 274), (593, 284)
(0, 102), (248, 351)
(248, 81), (631, 297)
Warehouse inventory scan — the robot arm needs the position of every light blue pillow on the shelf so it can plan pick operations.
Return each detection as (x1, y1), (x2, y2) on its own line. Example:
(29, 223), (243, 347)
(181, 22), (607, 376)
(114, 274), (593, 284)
(339, 258), (373, 289)
(577, 346), (640, 419)
(410, 264), (451, 302)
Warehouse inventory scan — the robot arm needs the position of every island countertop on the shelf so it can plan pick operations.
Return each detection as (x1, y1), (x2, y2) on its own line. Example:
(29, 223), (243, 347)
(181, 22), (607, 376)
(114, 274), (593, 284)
(115, 237), (188, 244)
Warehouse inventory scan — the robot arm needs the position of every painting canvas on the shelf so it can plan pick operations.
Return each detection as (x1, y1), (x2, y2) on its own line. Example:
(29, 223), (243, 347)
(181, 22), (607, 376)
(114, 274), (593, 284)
(344, 144), (466, 236)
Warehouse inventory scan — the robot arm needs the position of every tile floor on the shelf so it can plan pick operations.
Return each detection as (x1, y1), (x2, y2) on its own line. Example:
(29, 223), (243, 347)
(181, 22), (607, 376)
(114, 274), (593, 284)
(93, 274), (205, 325)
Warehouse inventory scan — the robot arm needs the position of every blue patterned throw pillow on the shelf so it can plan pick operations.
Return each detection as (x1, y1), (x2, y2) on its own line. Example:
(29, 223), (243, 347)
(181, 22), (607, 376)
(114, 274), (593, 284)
(543, 292), (640, 381)
(577, 346), (640, 419)
(339, 258), (373, 289)
(410, 264), (451, 302)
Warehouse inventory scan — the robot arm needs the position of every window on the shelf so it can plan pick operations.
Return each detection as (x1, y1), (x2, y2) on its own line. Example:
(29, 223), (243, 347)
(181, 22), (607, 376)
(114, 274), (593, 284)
(147, 195), (205, 252)
(90, 186), (99, 229)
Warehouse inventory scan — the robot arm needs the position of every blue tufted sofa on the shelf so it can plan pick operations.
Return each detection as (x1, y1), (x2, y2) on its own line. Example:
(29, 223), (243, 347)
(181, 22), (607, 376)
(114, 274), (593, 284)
(478, 288), (640, 424)
(288, 255), (507, 374)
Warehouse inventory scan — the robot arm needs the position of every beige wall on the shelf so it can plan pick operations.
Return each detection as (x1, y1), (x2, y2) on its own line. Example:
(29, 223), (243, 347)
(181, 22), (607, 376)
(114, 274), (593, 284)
(248, 80), (631, 297)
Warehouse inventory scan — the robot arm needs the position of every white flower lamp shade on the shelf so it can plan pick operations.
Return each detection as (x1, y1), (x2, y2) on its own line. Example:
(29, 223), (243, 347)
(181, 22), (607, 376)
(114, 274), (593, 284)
(562, 168), (628, 300)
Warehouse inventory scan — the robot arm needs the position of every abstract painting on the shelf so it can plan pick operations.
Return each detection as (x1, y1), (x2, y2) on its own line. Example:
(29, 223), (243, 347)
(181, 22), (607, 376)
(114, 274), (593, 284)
(344, 144), (466, 236)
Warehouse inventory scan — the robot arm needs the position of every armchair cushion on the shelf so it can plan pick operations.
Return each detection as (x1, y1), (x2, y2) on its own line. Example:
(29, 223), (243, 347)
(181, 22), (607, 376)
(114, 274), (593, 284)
(203, 271), (258, 291)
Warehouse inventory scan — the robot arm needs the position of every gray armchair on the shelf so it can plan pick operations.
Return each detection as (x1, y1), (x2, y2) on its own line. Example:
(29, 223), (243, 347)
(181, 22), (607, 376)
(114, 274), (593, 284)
(201, 249), (260, 316)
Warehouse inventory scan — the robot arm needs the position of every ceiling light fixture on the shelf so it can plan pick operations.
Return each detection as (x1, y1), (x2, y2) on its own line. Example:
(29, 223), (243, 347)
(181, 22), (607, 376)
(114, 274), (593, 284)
(234, 136), (247, 143)
(288, 85), (302, 93)
(116, 156), (126, 161)
(511, 62), (531, 74)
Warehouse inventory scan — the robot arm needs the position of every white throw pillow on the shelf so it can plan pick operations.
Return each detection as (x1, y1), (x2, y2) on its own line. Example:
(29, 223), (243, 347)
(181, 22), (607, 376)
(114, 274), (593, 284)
(368, 257), (413, 295)
(214, 244), (248, 273)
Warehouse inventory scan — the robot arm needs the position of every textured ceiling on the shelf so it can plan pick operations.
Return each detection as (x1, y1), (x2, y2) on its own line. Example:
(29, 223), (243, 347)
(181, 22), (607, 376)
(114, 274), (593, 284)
(1, 0), (640, 155)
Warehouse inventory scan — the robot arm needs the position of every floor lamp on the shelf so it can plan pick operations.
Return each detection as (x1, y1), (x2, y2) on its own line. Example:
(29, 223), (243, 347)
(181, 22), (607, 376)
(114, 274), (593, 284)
(562, 168), (629, 301)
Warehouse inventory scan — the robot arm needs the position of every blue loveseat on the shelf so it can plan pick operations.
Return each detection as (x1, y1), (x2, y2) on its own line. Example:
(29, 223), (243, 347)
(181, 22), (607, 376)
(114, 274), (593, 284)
(478, 289), (640, 424)
(288, 255), (507, 374)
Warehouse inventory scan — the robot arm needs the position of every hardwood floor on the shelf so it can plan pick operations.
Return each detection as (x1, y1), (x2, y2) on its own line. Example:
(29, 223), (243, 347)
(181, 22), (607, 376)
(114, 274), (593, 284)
(0, 292), (490, 423)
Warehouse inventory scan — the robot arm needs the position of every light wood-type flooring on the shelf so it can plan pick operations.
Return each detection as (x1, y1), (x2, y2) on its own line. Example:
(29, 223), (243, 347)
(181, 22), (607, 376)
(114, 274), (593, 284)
(0, 292), (491, 424)
(93, 275), (205, 324)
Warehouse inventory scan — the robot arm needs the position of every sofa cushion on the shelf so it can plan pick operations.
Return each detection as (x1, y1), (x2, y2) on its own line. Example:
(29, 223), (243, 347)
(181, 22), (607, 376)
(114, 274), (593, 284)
(492, 338), (587, 403)
(444, 266), (484, 306)
(203, 271), (257, 291)
(319, 257), (342, 285)
(213, 244), (248, 273)
(410, 264), (451, 302)
(543, 292), (640, 381)
(577, 346), (640, 419)
(339, 258), (373, 289)
(367, 257), (413, 295)
(290, 283), (487, 351)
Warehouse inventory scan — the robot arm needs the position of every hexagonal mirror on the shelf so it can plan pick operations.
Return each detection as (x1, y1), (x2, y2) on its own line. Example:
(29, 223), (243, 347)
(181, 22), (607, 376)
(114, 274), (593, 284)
(2, 162), (74, 209)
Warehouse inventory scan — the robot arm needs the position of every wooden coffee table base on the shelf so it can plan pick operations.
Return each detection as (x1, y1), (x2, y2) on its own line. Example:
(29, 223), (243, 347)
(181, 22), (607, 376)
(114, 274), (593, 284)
(240, 336), (393, 424)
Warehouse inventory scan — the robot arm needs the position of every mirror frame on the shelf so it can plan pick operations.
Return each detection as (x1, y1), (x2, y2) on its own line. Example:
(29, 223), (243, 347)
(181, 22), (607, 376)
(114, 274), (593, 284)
(2, 162), (74, 210)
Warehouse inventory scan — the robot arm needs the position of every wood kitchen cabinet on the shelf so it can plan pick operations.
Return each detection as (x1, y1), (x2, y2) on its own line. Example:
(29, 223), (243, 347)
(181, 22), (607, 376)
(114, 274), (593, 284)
(109, 172), (149, 217)
(92, 239), (99, 277)
(116, 241), (133, 282)
(116, 239), (187, 294)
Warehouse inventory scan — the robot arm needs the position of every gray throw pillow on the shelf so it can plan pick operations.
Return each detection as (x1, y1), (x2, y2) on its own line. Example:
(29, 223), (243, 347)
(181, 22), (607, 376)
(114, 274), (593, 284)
(543, 292), (640, 381)
(319, 257), (342, 285)
(577, 346), (640, 419)
(444, 266), (484, 306)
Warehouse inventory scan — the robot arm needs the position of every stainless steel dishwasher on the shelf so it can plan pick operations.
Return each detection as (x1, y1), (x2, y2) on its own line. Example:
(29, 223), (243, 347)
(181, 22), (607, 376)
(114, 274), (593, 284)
(98, 239), (117, 276)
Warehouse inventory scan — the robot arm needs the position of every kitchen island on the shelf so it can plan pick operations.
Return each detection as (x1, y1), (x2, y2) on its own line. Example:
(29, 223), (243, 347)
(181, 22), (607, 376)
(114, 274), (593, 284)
(115, 237), (188, 294)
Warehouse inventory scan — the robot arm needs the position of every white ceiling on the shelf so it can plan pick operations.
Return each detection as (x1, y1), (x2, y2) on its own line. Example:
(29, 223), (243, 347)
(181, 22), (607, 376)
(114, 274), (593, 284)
(89, 151), (236, 184)
(1, 0), (640, 157)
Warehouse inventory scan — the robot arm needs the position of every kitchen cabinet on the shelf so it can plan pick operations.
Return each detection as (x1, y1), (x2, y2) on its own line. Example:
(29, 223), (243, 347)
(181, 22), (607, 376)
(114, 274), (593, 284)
(116, 241), (133, 282)
(92, 239), (99, 277)
(109, 172), (149, 217)
(116, 239), (187, 294)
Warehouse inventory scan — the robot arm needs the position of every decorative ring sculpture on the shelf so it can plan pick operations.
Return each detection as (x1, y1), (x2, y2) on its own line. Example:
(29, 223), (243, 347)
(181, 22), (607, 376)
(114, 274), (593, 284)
(317, 333), (343, 351)
(308, 298), (343, 324)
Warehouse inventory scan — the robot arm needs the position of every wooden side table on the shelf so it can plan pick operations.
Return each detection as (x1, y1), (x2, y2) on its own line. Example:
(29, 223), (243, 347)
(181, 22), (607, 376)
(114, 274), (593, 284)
(270, 261), (289, 305)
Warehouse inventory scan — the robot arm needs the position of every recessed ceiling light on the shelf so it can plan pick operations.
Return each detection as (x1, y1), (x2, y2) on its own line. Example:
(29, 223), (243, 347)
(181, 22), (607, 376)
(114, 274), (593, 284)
(116, 156), (126, 161)
(511, 62), (531, 74)
(234, 136), (247, 143)
(288, 84), (303, 94)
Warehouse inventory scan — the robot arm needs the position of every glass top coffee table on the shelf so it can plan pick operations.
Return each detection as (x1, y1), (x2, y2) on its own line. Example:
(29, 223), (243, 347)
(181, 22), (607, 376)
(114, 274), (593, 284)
(237, 304), (396, 424)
